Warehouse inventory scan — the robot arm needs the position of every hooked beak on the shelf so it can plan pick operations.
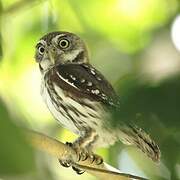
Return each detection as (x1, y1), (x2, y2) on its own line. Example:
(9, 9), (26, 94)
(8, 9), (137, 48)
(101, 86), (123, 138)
(48, 48), (55, 65)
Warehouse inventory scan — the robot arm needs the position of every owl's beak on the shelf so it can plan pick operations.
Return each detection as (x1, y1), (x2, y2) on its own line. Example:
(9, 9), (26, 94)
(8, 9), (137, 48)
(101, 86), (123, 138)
(48, 48), (56, 64)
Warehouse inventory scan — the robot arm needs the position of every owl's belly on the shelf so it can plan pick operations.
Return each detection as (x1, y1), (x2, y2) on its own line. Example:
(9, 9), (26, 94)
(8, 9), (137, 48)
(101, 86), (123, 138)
(41, 82), (79, 134)
(41, 81), (104, 136)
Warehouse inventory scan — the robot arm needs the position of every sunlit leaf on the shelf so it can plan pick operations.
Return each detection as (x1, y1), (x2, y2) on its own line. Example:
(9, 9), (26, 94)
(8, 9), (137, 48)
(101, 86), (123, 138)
(68, 0), (178, 53)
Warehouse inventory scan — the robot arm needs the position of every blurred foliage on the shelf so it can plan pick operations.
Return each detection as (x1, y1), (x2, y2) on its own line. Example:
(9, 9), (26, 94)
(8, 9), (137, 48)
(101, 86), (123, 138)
(0, 34), (2, 61)
(111, 74), (180, 179)
(0, 99), (35, 175)
(114, 74), (180, 128)
(67, 0), (178, 53)
(0, 1), (2, 61)
(0, 0), (180, 180)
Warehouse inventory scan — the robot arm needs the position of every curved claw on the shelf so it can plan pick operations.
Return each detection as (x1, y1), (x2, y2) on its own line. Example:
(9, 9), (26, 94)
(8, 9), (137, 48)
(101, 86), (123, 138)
(72, 166), (85, 175)
(59, 159), (71, 168)
(89, 154), (103, 165)
(79, 151), (89, 161)
(95, 155), (103, 165)
(65, 142), (103, 166)
(66, 142), (88, 162)
(65, 142), (73, 147)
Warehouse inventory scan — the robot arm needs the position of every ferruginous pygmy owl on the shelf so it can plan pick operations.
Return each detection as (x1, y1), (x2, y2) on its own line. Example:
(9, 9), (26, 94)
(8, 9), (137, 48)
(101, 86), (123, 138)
(34, 31), (160, 174)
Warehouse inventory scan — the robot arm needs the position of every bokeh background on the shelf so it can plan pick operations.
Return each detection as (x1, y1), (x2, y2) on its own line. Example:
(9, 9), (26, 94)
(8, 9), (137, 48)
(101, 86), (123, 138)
(0, 0), (180, 179)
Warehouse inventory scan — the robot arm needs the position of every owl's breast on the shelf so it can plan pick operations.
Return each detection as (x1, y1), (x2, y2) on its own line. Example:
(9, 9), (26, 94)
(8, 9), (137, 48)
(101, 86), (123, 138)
(41, 79), (80, 134)
(41, 77), (107, 136)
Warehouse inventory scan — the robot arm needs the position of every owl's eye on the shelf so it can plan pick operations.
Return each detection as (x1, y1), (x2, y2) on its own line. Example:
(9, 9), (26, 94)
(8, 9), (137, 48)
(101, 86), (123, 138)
(58, 39), (70, 49)
(38, 46), (45, 55)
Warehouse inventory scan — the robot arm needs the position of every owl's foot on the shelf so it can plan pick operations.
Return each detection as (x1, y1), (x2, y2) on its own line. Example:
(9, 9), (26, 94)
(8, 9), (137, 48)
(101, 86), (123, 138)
(59, 142), (103, 175)
(58, 142), (85, 175)
(59, 159), (84, 175)
(72, 166), (85, 175)
(66, 142), (103, 165)
(59, 159), (71, 168)
(65, 142), (88, 162)
(59, 158), (85, 175)
(64, 142), (86, 174)
(88, 153), (103, 165)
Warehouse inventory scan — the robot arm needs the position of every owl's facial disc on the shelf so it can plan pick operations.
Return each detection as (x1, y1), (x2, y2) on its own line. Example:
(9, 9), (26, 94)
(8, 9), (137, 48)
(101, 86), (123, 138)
(50, 34), (86, 64)
(35, 31), (89, 72)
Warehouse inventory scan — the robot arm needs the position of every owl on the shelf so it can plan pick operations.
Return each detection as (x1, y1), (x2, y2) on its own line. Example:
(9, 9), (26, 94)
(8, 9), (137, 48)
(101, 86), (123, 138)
(34, 31), (160, 174)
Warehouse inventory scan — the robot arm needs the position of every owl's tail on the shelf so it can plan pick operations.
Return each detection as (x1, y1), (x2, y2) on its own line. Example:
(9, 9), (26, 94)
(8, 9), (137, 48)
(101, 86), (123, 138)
(118, 125), (160, 162)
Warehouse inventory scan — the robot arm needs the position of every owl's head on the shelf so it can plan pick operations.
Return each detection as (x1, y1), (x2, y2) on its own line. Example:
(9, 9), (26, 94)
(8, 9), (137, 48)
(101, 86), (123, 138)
(35, 31), (89, 72)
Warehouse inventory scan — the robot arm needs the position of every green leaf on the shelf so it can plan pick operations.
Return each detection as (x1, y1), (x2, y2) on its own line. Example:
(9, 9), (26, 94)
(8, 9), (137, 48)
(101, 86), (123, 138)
(0, 98), (35, 175)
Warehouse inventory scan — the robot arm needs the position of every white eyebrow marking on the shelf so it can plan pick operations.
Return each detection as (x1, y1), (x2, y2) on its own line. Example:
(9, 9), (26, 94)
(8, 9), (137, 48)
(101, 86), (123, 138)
(37, 40), (47, 46)
(52, 34), (67, 44)
(56, 71), (78, 89)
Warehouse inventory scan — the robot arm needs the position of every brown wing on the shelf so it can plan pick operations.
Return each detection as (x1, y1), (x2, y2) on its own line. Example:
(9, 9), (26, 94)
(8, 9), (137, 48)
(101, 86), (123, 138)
(51, 63), (120, 108)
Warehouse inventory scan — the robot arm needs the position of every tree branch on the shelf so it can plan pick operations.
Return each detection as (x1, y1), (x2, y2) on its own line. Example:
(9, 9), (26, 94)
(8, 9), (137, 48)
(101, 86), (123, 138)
(26, 130), (148, 180)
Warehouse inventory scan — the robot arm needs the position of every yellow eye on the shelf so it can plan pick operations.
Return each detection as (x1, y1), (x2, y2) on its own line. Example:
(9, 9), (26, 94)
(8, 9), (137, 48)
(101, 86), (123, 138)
(38, 46), (45, 55)
(58, 39), (70, 49)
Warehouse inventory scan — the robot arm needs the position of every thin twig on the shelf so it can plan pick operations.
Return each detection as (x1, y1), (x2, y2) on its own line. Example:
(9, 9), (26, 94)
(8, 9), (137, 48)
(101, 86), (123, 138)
(26, 129), (148, 180)
(75, 164), (148, 180)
